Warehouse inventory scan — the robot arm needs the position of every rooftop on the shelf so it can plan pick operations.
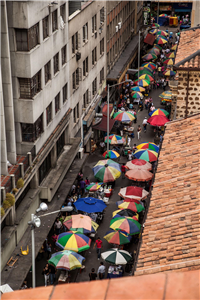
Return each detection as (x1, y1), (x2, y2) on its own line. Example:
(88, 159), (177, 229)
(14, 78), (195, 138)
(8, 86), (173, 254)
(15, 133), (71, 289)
(135, 114), (200, 276)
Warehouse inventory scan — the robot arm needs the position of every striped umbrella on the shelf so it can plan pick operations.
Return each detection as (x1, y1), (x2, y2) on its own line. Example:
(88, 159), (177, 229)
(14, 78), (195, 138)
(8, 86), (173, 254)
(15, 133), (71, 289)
(163, 70), (176, 76)
(166, 52), (175, 58)
(163, 58), (174, 65)
(104, 134), (126, 145)
(103, 150), (120, 159)
(101, 248), (132, 265)
(93, 159), (121, 182)
(142, 53), (157, 61)
(131, 86), (145, 92)
(136, 69), (153, 77)
(86, 182), (103, 192)
(134, 149), (158, 162)
(159, 14), (168, 17)
(110, 217), (141, 235)
(171, 44), (177, 51)
(155, 37), (167, 44)
(126, 159), (152, 171)
(142, 62), (156, 70)
(139, 74), (154, 82)
(148, 47), (160, 56)
(104, 229), (131, 245)
(156, 34), (168, 40)
(151, 23), (160, 28)
(149, 108), (169, 117)
(159, 91), (172, 100)
(48, 250), (85, 271)
(148, 115), (170, 126)
(118, 201), (145, 213)
(56, 232), (91, 252)
(112, 209), (138, 219)
(131, 91), (143, 99)
(125, 168), (153, 182)
(139, 66), (154, 73)
(136, 142), (160, 153)
(119, 186), (149, 200)
(63, 216), (99, 234)
(150, 29), (168, 36)
(113, 111), (135, 122)
(134, 79), (150, 87)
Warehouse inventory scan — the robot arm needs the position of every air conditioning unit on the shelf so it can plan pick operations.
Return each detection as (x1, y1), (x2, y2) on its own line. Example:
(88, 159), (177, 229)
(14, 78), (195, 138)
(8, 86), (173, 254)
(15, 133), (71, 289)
(76, 52), (81, 61)
(115, 26), (118, 33)
(118, 22), (122, 29)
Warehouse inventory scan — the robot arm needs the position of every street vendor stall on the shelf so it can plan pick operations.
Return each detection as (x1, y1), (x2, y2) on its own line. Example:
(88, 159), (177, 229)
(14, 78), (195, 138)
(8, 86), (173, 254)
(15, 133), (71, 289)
(107, 265), (124, 279)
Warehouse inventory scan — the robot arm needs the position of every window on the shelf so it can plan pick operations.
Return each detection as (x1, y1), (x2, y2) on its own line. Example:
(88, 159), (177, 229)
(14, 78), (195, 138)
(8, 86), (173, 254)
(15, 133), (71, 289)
(60, 4), (66, 23)
(76, 103), (79, 119)
(72, 32), (78, 53)
(100, 7), (105, 25)
(46, 103), (52, 125)
(21, 114), (43, 142)
(61, 45), (67, 65)
(72, 71), (76, 90)
(53, 53), (59, 74)
(19, 71), (41, 99)
(100, 38), (104, 55)
(83, 89), (89, 108)
(44, 61), (51, 84)
(73, 68), (82, 90)
(83, 57), (88, 77)
(92, 14), (97, 33)
(39, 152), (51, 184)
(52, 10), (58, 32)
(57, 132), (65, 158)
(92, 47), (97, 65)
(92, 77), (97, 96)
(100, 67), (104, 84)
(15, 23), (39, 51)
(55, 93), (60, 114)
(43, 16), (49, 40)
(83, 23), (88, 43)
(73, 107), (76, 123)
(63, 83), (68, 103)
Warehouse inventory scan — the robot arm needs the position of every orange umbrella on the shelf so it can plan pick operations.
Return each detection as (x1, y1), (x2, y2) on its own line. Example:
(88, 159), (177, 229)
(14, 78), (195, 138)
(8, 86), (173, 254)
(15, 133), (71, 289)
(126, 159), (152, 171)
(72, 214), (92, 231)
(125, 168), (153, 182)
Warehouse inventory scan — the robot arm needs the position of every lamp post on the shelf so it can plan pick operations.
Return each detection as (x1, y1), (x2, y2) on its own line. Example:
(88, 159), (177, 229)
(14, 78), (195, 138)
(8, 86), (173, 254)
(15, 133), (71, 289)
(28, 203), (72, 288)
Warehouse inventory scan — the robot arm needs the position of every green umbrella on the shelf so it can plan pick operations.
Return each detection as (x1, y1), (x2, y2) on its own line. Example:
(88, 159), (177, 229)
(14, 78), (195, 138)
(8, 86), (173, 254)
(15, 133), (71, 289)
(48, 250), (85, 270)
(101, 248), (132, 265)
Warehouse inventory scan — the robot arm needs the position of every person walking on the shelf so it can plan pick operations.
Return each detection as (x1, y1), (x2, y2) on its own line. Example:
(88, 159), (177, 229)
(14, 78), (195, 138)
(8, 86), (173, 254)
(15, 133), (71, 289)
(89, 268), (97, 281)
(93, 237), (103, 260)
(137, 125), (142, 140)
(142, 117), (148, 133)
(54, 218), (62, 235)
(42, 264), (50, 287)
(121, 163), (126, 179)
(97, 262), (106, 280)
(49, 265), (56, 285)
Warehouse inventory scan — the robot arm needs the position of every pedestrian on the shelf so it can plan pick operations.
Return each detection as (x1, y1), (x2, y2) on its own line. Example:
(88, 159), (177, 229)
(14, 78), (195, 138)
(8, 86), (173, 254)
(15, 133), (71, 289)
(89, 268), (97, 281)
(132, 144), (137, 153)
(97, 262), (106, 280)
(46, 241), (52, 259)
(42, 263), (50, 287)
(49, 265), (56, 285)
(80, 179), (86, 196)
(54, 218), (62, 235)
(85, 177), (90, 186)
(93, 237), (103, 260)
(100, 140), (105, 154)
(121, 163), (126, 179)
(163, 80), (167, 91)
(137, 125), (142, 140)
(150, 104), (155, 112)
(142, 117), (148, 133)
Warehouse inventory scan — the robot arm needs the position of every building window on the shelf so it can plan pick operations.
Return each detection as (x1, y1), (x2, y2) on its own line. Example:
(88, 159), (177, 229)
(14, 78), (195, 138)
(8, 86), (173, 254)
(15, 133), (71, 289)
(44, 61), (51, 84)
(83, 23), (88, 43)
(15, 23), (39, 51)
(46, 103), (52, 125)
(92, 47), (97, 65)
(53, 53), (59, 74)
(60, 3), (66, 23)
(43, 16), (49, 40)
(72, 32), (78, 53)
(76, 103), (79, 119)
(72, 72), (76, 90)
(73, 68), (82, 90)
(100, 7), (105, 25)
(39, 152), (51, 184)
(21, 114), (43, 142)
(73, 107), (76, 123)
(92, 14), (97, 33)
(61, 45), (67, 65)
(83, 89), (89, 108)
(92, 77), (97, 96)
(63, 83), (68, 103)
(19, 71), (41, 99)
(100, 38), (104, 55)
(83, 57), (88, 77)
(52, 10), (58, 32)
(57, 132), (65, 158)
(100, 67), (104, 84)
(55, 93), (60, 114)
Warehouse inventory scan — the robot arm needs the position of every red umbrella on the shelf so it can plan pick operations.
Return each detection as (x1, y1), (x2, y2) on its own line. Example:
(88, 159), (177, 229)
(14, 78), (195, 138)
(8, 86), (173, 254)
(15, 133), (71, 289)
(148, 115), (170, 126)
(126, 159), (152, 171)
(125, 169), (153, 182)
(119, 186), (149, 200)
(124, 198), (143, 204)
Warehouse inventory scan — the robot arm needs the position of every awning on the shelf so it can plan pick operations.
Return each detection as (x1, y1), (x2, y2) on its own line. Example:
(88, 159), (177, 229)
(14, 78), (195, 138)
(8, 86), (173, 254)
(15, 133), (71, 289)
(144, 33), (156, 46)
(83, 108), (95, 127)
(102, 104), (114, 117)
(92, 115), (115, 132)
(174, 8), (192, 12)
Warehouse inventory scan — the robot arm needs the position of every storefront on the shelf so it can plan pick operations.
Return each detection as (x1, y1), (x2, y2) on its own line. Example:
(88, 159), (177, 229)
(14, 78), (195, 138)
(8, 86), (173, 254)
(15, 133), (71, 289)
(173, 3), (192, 18)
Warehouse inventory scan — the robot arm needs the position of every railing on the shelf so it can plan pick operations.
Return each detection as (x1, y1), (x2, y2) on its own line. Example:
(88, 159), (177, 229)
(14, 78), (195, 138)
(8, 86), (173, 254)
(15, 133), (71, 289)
(30, 145), (36, 162)
(23, 156), (29, 174)
(14, 167), (21, 186)
(3, 177), (12, 195)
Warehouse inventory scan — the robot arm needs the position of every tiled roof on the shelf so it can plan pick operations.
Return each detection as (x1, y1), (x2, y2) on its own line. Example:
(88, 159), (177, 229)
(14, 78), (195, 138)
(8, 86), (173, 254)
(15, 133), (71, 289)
(175, 28), (200, 68)
(135, 114), (200, 276)
(2, 269), (200, 299)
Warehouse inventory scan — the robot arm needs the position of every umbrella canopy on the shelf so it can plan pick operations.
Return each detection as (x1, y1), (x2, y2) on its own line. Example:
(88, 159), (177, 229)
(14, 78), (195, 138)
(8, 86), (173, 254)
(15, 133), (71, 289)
(110, 217), (141, 235)
(119, 186), (149, 200)
(48, 250), (85, 270)
(74, 197), (107, 213)
(171, 44), (177, 51)
(165, 52), (175, 58)
(139, 74), (154, 82)
(131, 86), (145, 92)
(142, 62), (156, 70)
(126, 159), (152, 171)
(134, 149), (158, 162)
(159, 91), (172, 100)
(125, 168), (153, 182)
(136, 70), (153, 77)
(112, 209), (138, 218)
(139, 66), (154, 73)
(149, 108), (169, 117)
(104, 229), (131, 245)
(93, 159), (121, 182)
(118, 201), (145, 213)
(148, 115), (170, 126)
(163, 58), (174, 65)
(104, 134), (126, 145)
(154, 44), (162, 50)
(103, 150), (120, 159)
(150, 29), (168, 36)
(151, 23), (160, 28)
(142, 53), (157, 61)
(86, 182), (103, 192)
(156, 34), (168, 40)
(101, 248), (132, 265)
(134, 79), (150, 87)
(159, 14), (168, 17)
(131, 91), (143, 99)
(63, 216), (99, 233)
(148, 48), (160, 56)
(56, 232), (91, 252)
(113, 111), (135, 122)
(163, 70), (176, 76)
(136, 142), (159, 153)
(155, 37), (167, 44)
(72, 214), (93, 231)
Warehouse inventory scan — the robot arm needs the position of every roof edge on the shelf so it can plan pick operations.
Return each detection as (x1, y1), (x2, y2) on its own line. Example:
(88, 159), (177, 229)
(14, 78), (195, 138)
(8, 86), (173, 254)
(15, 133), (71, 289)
(165, 113), (200, 125)
(174, 49), (200, 67)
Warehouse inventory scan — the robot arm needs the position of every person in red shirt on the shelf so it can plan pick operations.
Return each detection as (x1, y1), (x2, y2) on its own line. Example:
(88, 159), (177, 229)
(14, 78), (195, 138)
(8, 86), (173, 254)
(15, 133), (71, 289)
(121, 163), (126, 179)
(93, 237), (103, 260)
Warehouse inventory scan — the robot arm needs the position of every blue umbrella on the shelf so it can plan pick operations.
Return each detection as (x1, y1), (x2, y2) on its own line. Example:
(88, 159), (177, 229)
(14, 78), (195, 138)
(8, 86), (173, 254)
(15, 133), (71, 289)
(74, 197), (107, 213)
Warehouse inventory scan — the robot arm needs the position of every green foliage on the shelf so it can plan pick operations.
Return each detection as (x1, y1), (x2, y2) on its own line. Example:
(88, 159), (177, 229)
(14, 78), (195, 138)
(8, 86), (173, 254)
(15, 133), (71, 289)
(17, 178), (24, 189)
(3, 200), (11, 210)
(1, 207), (5, 217)
(12, 188), (18, 195)
(6, 193), (15, 206)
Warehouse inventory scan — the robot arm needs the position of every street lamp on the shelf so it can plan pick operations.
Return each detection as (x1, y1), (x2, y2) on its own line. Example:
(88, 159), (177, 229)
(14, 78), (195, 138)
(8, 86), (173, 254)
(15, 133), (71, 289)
(28, 203), (72, 288)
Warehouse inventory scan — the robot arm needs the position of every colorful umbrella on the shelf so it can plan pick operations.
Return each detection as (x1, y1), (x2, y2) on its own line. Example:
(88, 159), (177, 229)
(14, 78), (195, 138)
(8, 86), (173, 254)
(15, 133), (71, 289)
(131, 86), (145, 92)
(136, 142), (160, 153)
(148, 48), (160, 56)
(139, 66), (154, 73)
(136, 69), (153, 77)
(74, 197), (107, 213)
(139, 74), (154, 82)
(103, 150), (120, 159)
(63, 216), (99, 233)
(125, 168), (153, 182)
(126, 159), (152, 171)
(48, 250), (85, 270)
(147, 115), (170, 126)
(159, 91), (172, 100)
(110, 217), (141, 235)
(93, 159), (121, 182)
(165, 52), (175, 58)
(149, 108), (169, 117)
(163, 58), (174, 65)
(151, 23), (160, 28)
(112, 209), (138, 218)
(101, 248), (132, 265)
(119, 186), (149, 200)
(72, 214), (93, 231)
(142, 53), (157, 61)
(134, 149), (158, 162)
(155, 37), (167, 44)
(117, 199), (143, 206)
(113, 111), (135, 122)
(156, 34), (168, 40)
(56, 232), (91, 252)
(159, 14), (168, 17)
(134, 79), (150, 87)
(86, 182), (103, 192)
(104, 134), (126, 145)
(131, 91), (143, 99)
(171, 44), (177, 51)
(163, 70), (176, 76)
(104, 229), (131, 245)
(118, 201), (145, 213)
(142, 62), (156, 70)
(150, 29), (168, 36)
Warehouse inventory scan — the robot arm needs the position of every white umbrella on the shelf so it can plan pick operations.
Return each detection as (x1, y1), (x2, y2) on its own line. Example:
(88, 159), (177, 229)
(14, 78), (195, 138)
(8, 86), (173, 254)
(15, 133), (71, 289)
(101, 248), (132, 265)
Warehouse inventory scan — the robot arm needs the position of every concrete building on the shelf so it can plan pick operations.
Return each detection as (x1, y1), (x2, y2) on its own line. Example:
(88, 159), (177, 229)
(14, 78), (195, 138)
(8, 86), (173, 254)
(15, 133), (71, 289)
(191, 1), (200, 27)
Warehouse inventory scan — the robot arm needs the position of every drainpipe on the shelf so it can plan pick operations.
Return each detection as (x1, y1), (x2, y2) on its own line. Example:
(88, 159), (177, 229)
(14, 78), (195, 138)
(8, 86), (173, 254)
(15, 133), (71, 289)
(185, 71), (190, 119)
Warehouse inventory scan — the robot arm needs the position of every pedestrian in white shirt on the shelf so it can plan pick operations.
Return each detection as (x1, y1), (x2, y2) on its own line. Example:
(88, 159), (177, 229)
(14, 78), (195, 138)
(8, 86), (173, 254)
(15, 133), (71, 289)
(142, 117), (148, 133)
(97, 262), (106, 279)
